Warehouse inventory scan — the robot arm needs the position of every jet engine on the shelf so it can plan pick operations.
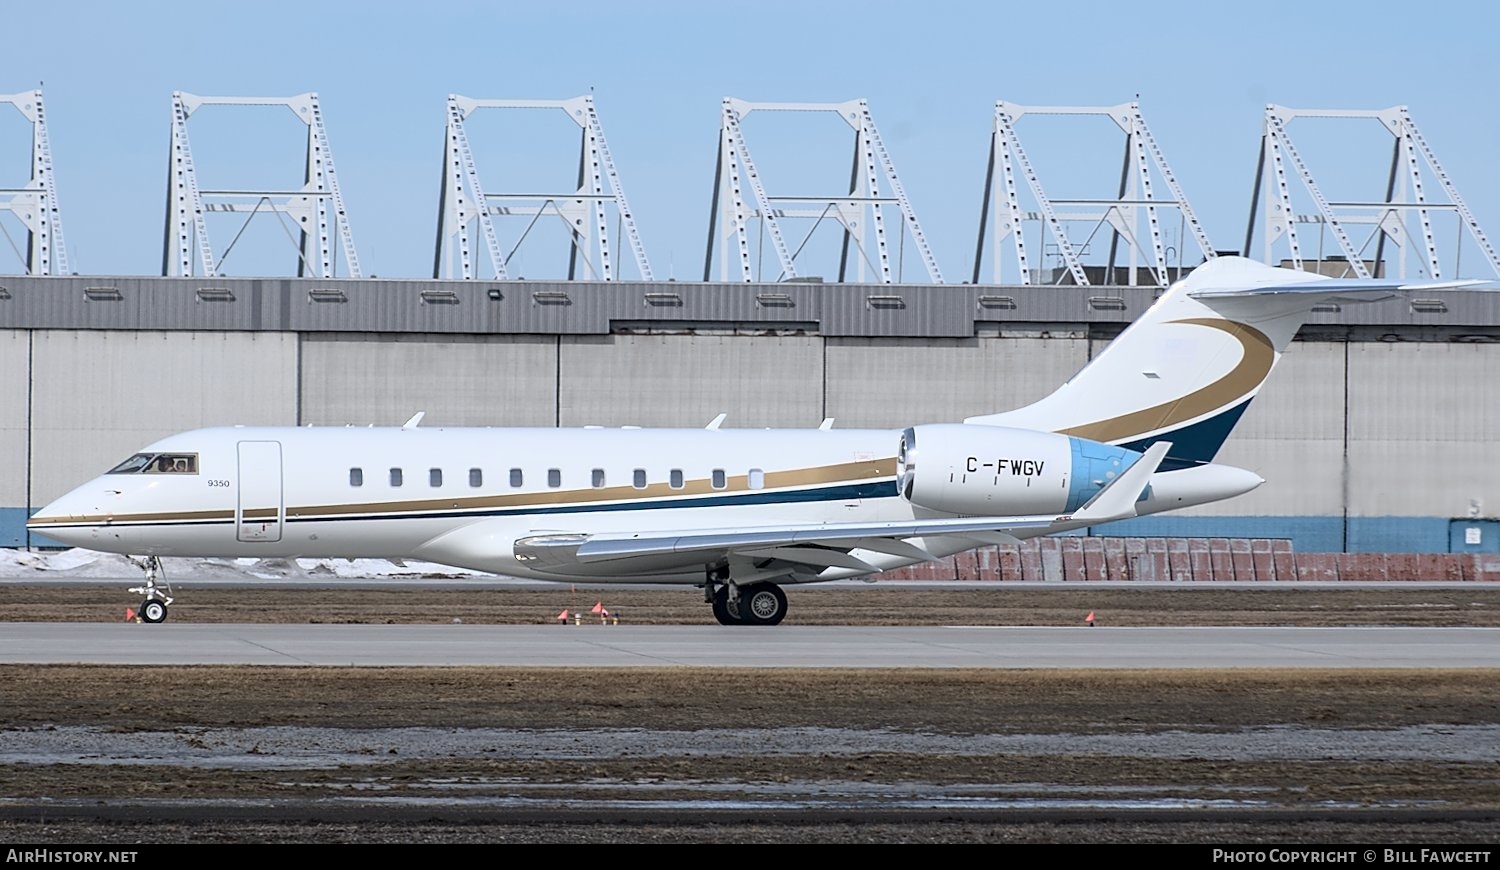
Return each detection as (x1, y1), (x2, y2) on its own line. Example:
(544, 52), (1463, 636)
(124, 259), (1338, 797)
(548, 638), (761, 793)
(897, 424), (1142, 516)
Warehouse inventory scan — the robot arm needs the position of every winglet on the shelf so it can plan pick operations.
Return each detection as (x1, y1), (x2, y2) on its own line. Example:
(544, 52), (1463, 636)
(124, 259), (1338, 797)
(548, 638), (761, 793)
(1072, 441), (1170, 523)
(706, 413), (727, 430)
(402, 412), (425, 430)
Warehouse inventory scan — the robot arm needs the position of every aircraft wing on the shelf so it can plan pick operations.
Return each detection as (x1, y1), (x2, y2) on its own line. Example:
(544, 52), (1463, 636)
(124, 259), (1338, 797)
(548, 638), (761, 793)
(568, 515), (1056, 565)
(520, 442), (1170, 574)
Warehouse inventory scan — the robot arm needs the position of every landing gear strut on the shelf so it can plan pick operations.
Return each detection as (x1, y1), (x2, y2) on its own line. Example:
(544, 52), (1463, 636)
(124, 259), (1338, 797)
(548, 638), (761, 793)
(704, 563), (788, 626)
(128, 556), (174, 624)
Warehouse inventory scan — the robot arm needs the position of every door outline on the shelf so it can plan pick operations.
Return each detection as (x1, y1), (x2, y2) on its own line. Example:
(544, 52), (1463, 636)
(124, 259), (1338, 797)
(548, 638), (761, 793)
(237, 440), (284, 543)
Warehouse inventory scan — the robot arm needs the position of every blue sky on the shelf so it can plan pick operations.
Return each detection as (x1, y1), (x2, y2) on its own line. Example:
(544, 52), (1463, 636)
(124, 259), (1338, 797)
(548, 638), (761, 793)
(3, 0), (1496, 282)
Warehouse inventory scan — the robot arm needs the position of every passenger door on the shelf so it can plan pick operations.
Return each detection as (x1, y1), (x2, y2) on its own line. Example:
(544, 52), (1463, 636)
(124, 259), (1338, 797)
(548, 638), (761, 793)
(236, 440), (284, 543)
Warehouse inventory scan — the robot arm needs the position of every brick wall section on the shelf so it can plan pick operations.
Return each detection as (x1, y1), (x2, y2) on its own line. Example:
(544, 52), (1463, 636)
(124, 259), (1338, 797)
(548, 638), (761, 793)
(1272, 540), (1296, 582)
(1082, 538), (1108, 580)
(1104, 538), (1130, 582)
(1061, 538), (1086, 580)
(1250, 539), (1275, 581)
(1144, 539), (1170, 582)
(865, 538), (1495, 581)
(1296, 552), (1340, 582)
(1019, 543), (1044, 581)
(1167, 540), (1192, 581)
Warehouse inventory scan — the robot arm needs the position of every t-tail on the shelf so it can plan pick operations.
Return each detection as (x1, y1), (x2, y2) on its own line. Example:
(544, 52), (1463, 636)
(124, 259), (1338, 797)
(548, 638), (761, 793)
(966, 256), (1486, 468)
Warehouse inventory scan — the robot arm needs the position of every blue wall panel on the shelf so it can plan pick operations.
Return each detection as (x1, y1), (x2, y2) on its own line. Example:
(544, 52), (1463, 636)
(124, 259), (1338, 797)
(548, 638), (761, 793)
(0, 508), (29, 548)
(1101, 515), (1455, 554)
(1345, 517), (1453, 554)
(1103, 515), (1346, 552)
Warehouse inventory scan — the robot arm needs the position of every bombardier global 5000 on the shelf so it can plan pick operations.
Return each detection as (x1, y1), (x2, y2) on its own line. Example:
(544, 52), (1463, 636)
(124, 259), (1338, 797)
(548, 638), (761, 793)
(28, 257), (1481, 625)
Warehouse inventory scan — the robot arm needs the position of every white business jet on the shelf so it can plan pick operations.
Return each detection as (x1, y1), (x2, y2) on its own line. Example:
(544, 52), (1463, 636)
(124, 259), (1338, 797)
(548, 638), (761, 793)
(27, 257), (1473, 625)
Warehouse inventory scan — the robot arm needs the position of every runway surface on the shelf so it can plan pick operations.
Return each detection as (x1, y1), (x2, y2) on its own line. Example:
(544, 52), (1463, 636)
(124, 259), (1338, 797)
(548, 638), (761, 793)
(2, 623), (1496, 667)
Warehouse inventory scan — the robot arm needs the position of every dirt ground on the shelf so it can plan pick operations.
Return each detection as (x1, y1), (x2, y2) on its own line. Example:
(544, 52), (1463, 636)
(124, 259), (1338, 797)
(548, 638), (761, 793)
(3, 583), (1499, 843)
(10, 582), (1500, 627)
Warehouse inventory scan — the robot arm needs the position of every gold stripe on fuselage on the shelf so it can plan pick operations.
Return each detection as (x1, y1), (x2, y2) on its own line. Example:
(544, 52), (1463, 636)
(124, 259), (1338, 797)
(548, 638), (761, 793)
(26, 508), (235, 527)
(33, 457), (899, 527)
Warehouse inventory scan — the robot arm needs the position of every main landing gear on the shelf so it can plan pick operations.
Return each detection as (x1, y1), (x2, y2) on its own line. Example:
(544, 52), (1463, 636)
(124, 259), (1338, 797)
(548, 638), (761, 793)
(704, 564), (788, 626)
(128, 555), (174, 624)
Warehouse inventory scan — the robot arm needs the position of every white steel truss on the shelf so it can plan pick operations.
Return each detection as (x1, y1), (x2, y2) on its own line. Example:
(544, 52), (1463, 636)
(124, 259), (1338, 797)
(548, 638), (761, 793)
(704, 98), (944, 284)
(163, 92), (361, 278)
(0, 90), (69, 275)
(434, 94), (652, 281)
(1247, 105), (1499, 280)
(975, 101), (1215, 287)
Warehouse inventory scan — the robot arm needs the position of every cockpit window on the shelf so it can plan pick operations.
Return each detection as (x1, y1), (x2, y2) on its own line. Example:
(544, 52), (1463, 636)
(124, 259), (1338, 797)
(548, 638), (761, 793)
(107, 453), (199, 474)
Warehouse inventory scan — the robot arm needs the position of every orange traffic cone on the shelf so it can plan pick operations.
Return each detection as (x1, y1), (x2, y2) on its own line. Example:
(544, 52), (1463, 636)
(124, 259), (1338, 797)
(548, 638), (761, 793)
(1085, 611), (1096, 627)
(124, 607), (137, 622)
(556, 609), (569, 624)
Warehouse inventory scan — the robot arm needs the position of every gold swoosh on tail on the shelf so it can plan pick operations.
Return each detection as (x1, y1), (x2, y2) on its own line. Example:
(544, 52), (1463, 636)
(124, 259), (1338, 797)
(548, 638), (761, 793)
(1059, 318), (1274, 444)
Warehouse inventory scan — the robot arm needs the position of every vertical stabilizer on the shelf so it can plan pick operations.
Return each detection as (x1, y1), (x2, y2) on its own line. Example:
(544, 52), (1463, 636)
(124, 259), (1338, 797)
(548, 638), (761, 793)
(966, 256), (1472, 464)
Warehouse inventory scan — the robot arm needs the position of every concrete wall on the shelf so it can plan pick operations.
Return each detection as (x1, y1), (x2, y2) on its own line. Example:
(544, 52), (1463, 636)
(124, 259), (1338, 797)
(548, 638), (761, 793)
(559, 334), (824, 428)
(823, 337), (1091, 428)
(5, 327), (1498, 553)
(300, 334), (559, 427)
(0, 331), (29, 546)
(1204, 341), (1348, 519)
(28, 331), (298, 506)
(1345, 342), (1500, 551)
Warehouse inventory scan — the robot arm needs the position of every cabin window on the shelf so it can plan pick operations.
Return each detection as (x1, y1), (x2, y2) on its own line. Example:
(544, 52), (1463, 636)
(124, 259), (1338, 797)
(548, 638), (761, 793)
(390, 468), (403, 487)
(711, 469), (727, 490)
(748, 468), (765, 490)
(591, 468), (606, 488)
(548, 468), (561, 488)
(633, 468), (647, 489)
(469, 468), (483, 487)
(429, 468), (443, 487)
(669, 469), (684, 490)
(109, 452), (199, 474)
(349, 468), (363, 487)
(509, 468), (523, 487)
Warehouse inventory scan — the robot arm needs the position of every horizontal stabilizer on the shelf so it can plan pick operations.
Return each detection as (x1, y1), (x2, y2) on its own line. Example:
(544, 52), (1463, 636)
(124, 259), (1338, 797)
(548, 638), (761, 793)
(1191, 277), (1492, 299)
(1188, 280), (1494, 310)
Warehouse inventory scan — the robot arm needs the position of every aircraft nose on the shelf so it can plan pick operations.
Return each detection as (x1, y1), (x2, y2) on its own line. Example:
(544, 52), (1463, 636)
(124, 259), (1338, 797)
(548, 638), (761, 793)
(25, 488), (117, 547)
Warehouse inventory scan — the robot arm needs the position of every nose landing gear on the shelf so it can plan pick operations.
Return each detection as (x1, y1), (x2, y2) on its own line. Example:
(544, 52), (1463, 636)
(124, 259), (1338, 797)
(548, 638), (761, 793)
(127, 556), (174, 624)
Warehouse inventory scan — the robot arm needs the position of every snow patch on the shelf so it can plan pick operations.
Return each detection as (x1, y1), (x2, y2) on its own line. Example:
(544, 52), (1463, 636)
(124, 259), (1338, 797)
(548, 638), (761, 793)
(0, 548), (493, 580)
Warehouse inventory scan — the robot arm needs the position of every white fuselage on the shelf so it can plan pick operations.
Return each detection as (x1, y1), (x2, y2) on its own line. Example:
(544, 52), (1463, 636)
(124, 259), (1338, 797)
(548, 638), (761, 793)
(29, 424), (1261, 584)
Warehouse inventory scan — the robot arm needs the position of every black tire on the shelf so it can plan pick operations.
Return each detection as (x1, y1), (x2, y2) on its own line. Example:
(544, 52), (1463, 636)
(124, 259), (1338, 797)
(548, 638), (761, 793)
(140, 599), (168, 624)
(738, 583), (787, 626)
(711, 586), (743, 625)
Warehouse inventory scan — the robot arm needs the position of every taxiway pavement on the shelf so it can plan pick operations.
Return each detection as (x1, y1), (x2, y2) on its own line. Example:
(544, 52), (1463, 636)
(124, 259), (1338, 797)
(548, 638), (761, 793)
(2, 623), (1496, 667)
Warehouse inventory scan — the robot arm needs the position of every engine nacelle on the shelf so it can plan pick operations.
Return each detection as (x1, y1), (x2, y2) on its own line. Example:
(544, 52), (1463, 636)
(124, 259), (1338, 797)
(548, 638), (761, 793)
(897, 424), (1143, 516)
